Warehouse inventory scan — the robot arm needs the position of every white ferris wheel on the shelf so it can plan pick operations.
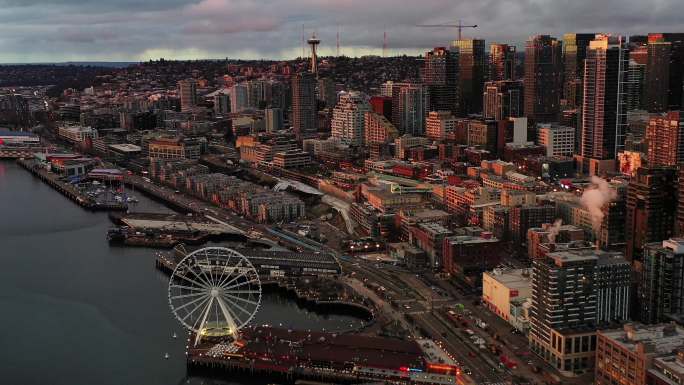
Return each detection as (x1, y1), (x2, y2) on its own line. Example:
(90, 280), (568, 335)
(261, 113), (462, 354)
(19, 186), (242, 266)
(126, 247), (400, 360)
(168, 247), (261, 343)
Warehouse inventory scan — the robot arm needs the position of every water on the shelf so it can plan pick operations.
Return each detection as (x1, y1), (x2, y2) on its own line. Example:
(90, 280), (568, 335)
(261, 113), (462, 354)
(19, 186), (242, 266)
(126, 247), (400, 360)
(0, 161), (363, 385)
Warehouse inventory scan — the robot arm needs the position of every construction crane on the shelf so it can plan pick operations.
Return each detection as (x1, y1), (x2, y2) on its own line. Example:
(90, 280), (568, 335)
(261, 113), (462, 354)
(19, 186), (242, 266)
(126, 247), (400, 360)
(417, 20), (478, 41)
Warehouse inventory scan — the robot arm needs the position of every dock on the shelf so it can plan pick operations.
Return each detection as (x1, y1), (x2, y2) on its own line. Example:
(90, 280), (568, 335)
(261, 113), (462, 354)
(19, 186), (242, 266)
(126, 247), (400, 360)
(109, 212), (246, 248)
(0, 147), (46, 159)
(17, 158), (127, 211)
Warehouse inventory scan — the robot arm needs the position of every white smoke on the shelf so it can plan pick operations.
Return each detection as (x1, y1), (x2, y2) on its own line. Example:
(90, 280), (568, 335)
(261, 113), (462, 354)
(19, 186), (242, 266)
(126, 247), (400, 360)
(547, 219), (563, 244)
(580, 176), (618, 233)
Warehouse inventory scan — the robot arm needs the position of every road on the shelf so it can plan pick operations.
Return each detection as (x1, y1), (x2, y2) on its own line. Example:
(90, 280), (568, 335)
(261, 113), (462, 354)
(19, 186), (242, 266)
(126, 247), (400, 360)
(126, 170), (566, 385)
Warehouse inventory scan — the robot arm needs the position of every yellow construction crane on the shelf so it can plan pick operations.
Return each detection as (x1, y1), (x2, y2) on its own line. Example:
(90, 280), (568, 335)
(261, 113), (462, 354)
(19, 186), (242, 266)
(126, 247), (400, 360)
(417, 20), (478, 41)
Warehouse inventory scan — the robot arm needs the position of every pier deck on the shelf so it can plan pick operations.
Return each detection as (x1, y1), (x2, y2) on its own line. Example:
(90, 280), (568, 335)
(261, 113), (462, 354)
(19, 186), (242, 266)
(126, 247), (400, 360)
(17, 158), (127, 211)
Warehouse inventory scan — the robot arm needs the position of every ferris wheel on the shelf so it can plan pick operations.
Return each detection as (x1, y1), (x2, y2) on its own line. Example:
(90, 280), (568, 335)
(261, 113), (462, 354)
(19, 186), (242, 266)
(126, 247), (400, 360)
(168, 247), (261, 343)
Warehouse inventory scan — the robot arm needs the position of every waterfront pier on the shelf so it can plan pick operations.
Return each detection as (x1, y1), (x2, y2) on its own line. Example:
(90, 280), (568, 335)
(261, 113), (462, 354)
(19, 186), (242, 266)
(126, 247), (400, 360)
(16, 158), (127, 211)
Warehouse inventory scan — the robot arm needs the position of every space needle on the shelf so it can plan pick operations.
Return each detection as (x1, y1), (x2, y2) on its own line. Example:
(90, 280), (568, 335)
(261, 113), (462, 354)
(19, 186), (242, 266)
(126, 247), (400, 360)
(307, 32), (320, 78)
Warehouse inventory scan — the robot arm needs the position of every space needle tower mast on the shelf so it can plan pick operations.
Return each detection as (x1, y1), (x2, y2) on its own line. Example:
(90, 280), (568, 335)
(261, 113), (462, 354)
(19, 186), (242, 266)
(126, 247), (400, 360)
(307, 32), (321, 78)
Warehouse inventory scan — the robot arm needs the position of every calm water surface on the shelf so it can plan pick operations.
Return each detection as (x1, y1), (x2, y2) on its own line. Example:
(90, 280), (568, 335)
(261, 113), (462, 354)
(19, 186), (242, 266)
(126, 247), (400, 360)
(0, 161), (362, 385)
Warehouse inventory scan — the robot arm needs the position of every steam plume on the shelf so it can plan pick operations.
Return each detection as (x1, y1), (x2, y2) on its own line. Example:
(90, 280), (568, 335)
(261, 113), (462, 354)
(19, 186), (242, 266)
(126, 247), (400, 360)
(580, 176), (617, 233)
(547, 219), (563, 244)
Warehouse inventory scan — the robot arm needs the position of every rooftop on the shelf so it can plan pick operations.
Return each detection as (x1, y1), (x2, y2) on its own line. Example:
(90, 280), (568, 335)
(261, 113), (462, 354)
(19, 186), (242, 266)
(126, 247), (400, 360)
(652, 354), (684, 379)
(0, 130), (36, 137)
(600, 323), (684, 356)
(417, 222), (452, 235)
(484, 268), (532, 290)
(109, 143), (142, 152)
(547, 249), (599, 264)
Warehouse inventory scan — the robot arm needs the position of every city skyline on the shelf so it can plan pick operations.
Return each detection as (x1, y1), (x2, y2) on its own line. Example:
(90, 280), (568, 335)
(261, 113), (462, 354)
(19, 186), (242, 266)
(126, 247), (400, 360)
(0, 0), (682, 62)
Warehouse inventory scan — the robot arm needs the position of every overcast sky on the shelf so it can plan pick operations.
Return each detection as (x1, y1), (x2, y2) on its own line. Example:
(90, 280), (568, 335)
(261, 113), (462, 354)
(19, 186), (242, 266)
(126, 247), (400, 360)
(0, 0), (682, 63)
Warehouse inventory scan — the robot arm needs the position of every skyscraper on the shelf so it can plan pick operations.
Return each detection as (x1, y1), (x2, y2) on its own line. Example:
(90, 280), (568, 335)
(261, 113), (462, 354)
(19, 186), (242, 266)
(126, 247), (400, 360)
(625, 166), (678, 261)
(265, 108), (283, 132)
(422, 47), (459, 115)
(524, 35), (563, 123)
(482, 80), (523, 121)
(452, 39), (486, 115)
(646, 111), (684, 166)
(291, 72), (318, 139)
(580, 34), (629, 160)
(391, 83), (429, 136)
(213, 93), (230, 115)
(626, 59), (646, 111)
(563, 33), (596, 107)
(644, 33), (684, 112)
(178, 79), (197, 112)
(679, 167), (684, 236)
(489, 43), (516, 81)
(330, 91), (371, 146)
(229, 83), (248, 112)
(246, 79), (271, 109)
(317, 77), (337, 109)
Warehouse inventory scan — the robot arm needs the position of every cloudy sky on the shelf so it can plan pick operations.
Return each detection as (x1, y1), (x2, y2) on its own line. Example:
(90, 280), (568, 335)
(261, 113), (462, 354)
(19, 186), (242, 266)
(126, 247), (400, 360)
(0, 0), (682, 63)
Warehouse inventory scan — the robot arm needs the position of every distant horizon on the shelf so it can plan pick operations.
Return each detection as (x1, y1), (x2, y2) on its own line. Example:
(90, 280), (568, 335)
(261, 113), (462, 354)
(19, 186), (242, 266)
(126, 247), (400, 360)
(0, 0), (682, 62)
(0, 54), (427, 67)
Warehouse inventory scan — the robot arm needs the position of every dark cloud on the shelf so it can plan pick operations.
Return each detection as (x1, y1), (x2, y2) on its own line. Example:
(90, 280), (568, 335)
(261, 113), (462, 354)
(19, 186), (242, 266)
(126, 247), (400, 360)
(0, 0), (682, 62)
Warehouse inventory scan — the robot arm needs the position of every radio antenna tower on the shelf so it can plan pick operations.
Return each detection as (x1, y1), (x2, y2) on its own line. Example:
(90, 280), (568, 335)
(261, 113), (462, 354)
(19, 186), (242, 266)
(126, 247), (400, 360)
(336, 25), (340, 57)
(301, 24), (305, 58)
(383, 25), (387, 57)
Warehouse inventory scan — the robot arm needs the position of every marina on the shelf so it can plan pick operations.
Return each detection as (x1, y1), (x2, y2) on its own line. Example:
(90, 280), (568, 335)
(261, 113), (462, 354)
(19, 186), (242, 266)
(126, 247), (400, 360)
(16, 158), (128, 211)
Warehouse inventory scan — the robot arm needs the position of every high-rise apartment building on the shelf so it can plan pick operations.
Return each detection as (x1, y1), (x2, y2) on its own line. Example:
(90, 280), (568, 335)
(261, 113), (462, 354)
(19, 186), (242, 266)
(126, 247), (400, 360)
(644, 33), (684, 112)
(563, 33), (596, 107)
(229, 83), (248, 113)
(489, 43), (516, 81)
(291, 72), (318, 139)
(640, 238), (684, 323)
(364, 111), (398, 146)
(391, 83), (429, 136)
(425, 111), (457, 141)
(598, 182), (627, 251)
(580, 34), (629, 160)
(482, 80), (523, 121)
(537, 123), (575, 157)
(678, 167), (684, 236)
(529, 249), (630, 376)
(178, 79), (197, 112)
(317, 77), (337, 108)
(369, 96), (392, 121)
(213, 93), (230, 115)
(626, 166), (678, 261)
(265, 108), (283, 132)
(646, 111), (684, 166)
(452, 39), (486, 115)
(246, 79), (271, 109)
(524, 35), (563, 123)
(626, 59), (646, 111)
(422, 47), (459, 115)
(330, 91), (371, 146)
